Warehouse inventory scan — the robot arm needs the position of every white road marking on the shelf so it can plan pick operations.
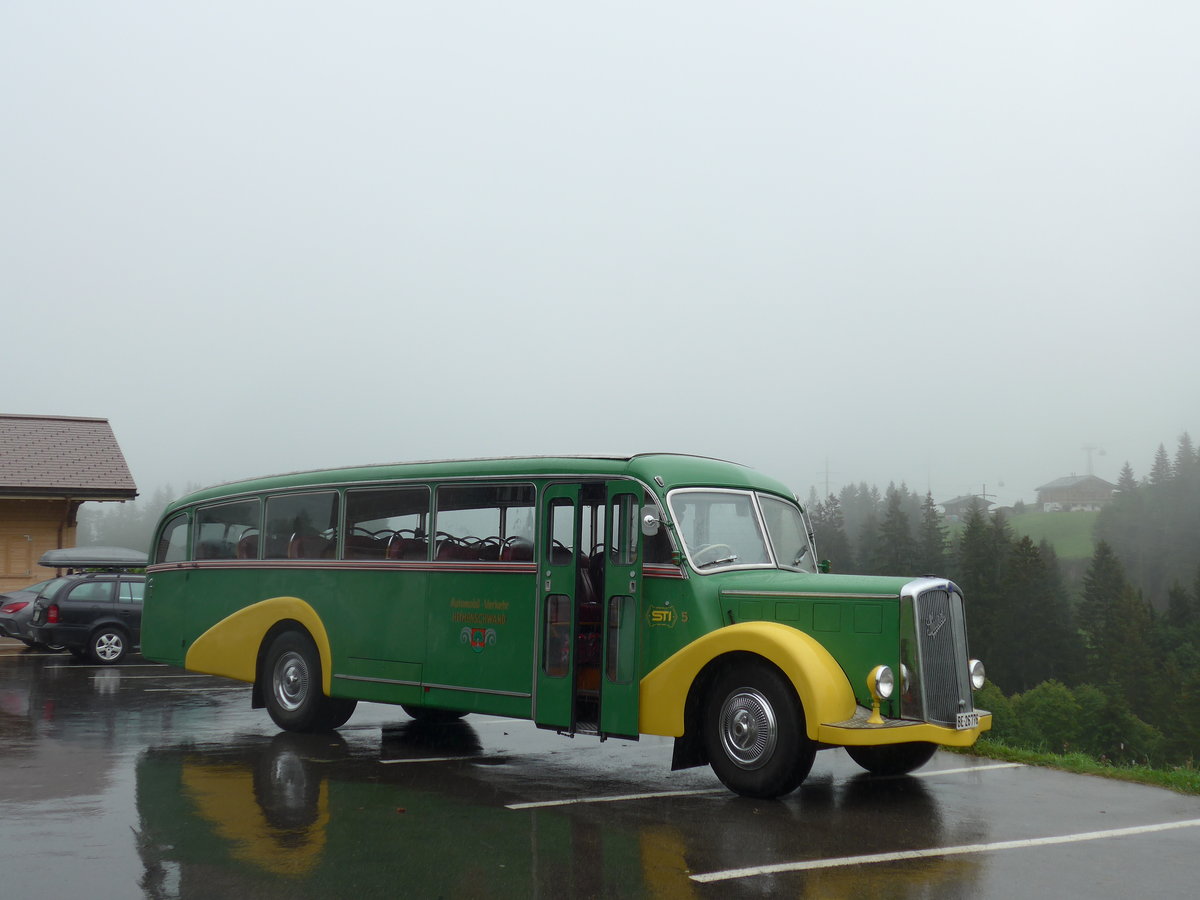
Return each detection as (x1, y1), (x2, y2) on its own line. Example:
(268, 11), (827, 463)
(508, 788), (726, 810)
(380, 755), (481, 764)
(690, 818), (1200, 883)
(912, 762), (1025, 778)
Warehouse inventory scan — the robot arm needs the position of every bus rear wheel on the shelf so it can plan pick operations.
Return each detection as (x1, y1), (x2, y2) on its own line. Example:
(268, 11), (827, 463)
(703, 660), (815, 799)
(845, 741), (937, 776)
(263, 631), (357, 732)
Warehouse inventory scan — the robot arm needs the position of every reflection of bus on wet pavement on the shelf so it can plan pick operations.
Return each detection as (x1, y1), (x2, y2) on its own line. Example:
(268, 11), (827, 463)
(135, 726), (652, 897)
(134, 725), (985, 898)
(144, 454), (989, 798)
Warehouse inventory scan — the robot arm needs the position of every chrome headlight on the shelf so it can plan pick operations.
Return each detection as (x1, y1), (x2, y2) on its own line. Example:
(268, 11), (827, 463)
(968, 658), (986, 691)
(868, 665), (895, 701)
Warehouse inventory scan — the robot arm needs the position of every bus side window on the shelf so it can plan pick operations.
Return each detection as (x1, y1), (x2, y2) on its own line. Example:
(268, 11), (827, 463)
(435, 483), (535, 562)
(155, 514), (189, 564)
(264, 491), (339, 560)
(195, 500), (261, 560)
(344, 486), (430, 561)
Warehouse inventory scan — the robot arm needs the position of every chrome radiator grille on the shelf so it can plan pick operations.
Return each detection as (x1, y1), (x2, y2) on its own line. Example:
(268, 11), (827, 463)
(900, 581), (973, 726)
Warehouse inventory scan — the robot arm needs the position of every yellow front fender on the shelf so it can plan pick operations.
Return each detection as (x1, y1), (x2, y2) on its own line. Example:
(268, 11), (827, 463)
(184, 597), (334, 695)
(638, 621), (856, 740)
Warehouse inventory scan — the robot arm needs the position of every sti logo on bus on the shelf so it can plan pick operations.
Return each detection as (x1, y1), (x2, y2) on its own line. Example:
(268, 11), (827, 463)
(647, 606), (677, 628)
(461, 627), (497, 652)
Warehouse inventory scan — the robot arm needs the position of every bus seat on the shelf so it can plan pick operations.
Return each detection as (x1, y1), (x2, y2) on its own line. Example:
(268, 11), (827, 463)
(236, 534), (259, 559)
(386, 534), (427, 561)
(289, 534), (332, 559)
(500, 538), (534, 561)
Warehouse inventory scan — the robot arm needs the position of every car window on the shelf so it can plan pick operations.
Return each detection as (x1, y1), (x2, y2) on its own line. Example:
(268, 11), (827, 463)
(66, 581), (115, 603)
(120, 581), (145, 603)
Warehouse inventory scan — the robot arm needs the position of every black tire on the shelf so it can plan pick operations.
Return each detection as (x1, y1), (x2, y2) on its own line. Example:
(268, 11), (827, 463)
(845, 742), (937, 776)
(401, 704), (468, 723)
(703, 660), (815, 799)
(262, 630), (357, 733)
(89, 627), (129, 664)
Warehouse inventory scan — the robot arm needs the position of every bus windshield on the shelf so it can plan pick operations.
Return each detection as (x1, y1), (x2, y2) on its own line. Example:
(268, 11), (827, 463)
(668, 489), (816, 573)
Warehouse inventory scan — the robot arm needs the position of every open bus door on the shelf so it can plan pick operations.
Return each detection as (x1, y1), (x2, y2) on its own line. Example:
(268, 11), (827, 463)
(533, 483), (580, 731)
(599, 484), (642, 739)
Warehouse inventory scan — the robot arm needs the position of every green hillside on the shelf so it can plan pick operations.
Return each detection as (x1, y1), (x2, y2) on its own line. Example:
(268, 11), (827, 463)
(1004, 510), (1099, 560)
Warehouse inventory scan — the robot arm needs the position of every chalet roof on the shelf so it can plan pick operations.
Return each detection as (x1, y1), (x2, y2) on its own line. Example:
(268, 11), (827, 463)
(1035, 474), (1116, 492)
(940, 495), (994, 510)
(0, 414), (137, 500)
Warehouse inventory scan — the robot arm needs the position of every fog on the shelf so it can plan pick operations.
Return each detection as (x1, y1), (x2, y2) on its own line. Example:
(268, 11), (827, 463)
(4, 2), (1196, 508)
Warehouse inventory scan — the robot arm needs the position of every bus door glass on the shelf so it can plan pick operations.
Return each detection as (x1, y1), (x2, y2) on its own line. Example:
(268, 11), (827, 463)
(534, 483), (581, 731)
(600, 484), (643, 739)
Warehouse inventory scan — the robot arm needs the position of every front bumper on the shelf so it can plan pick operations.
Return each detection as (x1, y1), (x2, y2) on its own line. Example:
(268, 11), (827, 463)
(818, 706), (992, 748)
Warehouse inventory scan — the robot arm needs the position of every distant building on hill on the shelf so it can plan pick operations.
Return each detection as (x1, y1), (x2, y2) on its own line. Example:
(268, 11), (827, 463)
(939, 495), (994, 522)
(1035, 474), (1116, 512)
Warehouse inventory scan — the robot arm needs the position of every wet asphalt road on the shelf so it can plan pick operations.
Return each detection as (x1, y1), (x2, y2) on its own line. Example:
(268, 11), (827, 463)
(2, 638), (1199, 899)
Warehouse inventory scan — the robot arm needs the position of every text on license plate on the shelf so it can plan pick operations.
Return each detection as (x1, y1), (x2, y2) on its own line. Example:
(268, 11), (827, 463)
(956, 711), (979, 730)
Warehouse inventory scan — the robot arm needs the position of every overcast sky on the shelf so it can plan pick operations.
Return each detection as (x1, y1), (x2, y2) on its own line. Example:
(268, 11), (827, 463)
(3, 2), (1197, 508)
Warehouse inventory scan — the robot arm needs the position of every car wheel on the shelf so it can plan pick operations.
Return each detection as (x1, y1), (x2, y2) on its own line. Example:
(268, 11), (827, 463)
(89, 627), (128, 664)
(845, 742), (938, 776)
(703, 660), (815, 799)
(262, 630), (357, 733)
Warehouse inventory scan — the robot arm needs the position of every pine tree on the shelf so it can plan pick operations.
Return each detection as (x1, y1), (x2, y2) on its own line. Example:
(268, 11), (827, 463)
(877, 483), (917, 574)
(1079, 541), (1131, 684)
(953, 502), (1012, 674)
(1116, 461), (1138, 495)
(1173, 432), (1197, 480)
(1166, 582), (1194, 631)
(810, 494), (854, 573)
(915, 492), (948, 575)
(1149, 443), (1172, 486)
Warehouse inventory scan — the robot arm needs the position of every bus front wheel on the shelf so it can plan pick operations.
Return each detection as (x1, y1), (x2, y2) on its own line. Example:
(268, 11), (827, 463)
(262, 630), (357, 732)
(703, 660), (815, 799)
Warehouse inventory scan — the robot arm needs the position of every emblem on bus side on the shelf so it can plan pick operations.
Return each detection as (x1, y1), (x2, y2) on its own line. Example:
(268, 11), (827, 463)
(461, 627), (498, 652)
(646, 606), (677, 628)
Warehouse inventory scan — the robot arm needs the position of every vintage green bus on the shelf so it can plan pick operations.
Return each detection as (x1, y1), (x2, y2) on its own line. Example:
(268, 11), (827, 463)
(142, 453), (990, 798)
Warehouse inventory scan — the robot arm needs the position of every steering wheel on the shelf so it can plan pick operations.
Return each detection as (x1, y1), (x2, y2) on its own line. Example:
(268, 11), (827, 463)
(692, 543), (735, 565)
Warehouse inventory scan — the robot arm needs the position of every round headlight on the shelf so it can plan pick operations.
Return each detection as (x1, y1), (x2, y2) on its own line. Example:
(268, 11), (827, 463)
(969, 658), (986, 691)
(868, 665), (894, 701)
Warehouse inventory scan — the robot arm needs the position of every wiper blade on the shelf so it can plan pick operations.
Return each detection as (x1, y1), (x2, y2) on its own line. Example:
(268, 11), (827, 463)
(698, 555), (739, 569)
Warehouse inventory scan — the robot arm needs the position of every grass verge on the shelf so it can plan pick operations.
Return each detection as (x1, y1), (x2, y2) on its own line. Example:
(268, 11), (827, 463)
(949, 740), (1200, 795)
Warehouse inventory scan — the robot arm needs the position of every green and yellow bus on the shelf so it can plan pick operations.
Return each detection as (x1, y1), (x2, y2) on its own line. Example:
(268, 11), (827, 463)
(143, 453), (990, 798)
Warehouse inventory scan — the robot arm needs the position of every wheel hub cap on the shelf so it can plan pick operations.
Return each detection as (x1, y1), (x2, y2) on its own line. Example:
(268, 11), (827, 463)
(719, 687), (778, 770)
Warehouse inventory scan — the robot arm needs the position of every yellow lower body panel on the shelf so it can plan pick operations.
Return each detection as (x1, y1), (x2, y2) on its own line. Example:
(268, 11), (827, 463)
(184, 596), (334, 695)
(639, 621), (857, 740)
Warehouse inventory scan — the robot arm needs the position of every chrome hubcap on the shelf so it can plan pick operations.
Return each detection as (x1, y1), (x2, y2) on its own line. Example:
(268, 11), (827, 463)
(273, 651), (309, 712)
(719, 687), (777, 769)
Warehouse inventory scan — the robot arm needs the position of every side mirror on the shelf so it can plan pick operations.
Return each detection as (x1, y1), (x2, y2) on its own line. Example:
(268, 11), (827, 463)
(642, 509), (663, 536)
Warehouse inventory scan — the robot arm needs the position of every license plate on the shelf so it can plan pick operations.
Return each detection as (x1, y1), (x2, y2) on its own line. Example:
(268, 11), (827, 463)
(956, 711), (979, 730)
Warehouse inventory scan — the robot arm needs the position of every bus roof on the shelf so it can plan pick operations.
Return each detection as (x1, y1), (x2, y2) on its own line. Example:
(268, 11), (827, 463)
(163, 453), (799, 513)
